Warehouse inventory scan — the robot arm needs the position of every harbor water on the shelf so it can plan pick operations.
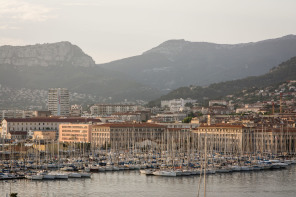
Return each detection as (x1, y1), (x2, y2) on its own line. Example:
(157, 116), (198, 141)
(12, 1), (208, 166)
(1, 165), (296, 197)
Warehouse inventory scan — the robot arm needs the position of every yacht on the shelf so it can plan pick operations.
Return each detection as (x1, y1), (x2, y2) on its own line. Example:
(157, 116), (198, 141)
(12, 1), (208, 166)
(153, 170), (177, 177)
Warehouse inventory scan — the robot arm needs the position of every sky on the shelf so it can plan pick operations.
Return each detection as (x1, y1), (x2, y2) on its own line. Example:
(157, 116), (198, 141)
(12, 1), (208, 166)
(1, 0), (296, 64)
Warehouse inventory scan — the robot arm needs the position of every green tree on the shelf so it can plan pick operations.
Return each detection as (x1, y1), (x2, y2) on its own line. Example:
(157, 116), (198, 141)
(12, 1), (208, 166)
(182, 117), (192, 123)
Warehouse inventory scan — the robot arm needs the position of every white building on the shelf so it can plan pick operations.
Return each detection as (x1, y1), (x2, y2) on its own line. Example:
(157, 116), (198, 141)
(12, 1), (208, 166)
(70, 104), (82, 117)
(48, 88), (70, 116)
(161, 98), (196, 112)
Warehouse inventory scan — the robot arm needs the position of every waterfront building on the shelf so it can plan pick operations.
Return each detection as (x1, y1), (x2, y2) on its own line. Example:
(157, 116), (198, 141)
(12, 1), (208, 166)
(48, 88), (70, 116)
(192, 124), (296, 155)
(251, 127), (296, 155)
(1, 117), (101, 139)
(192, 124), (254, 154)
(59, 123), (93, 143)
(91, 123), (166, 149)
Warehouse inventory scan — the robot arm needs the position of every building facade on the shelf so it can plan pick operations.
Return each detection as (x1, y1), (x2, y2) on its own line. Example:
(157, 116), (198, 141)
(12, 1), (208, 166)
(70, 104), (83, 117)
(161, 98), (196, 112)
(1, 117), (101, 139)
(48, 88), (70, 116)
(192, 124), (253, 154)
(59, 123), (92, 143)
(91, 123), (166, 149)
(33, 130), (57, 140)
(90, 104), (138, 116)
(192, 124), (296, 155)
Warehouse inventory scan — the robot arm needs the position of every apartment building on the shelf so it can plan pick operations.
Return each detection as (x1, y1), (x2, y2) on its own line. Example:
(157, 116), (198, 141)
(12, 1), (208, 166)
(59, 123), (92, 143)
(48, 88), (70, 116)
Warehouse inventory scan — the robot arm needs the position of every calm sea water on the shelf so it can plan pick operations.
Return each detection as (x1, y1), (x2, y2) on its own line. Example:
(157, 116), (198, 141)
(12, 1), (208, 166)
(1, 166), (296, 197)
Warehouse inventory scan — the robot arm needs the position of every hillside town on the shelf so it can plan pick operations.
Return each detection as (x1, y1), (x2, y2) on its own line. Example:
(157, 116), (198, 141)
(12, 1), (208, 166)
(1, 82), (296, 143)
(0, 83), (295, 181)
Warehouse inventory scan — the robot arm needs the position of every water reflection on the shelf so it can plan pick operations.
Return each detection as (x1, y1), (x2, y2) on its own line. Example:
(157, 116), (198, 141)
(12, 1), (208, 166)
(1, 166), (295, 197)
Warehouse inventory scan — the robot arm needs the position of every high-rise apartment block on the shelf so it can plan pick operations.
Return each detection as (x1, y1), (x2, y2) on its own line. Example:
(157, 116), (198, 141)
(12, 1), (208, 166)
(48, 88), (70, 116)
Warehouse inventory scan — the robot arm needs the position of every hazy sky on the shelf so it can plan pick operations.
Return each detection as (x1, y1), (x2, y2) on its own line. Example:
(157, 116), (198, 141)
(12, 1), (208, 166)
(1, 0), (296, 63)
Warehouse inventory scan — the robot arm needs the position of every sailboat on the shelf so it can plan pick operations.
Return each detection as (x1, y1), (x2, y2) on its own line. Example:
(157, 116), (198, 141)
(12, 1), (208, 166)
(49, 140), (68, 179)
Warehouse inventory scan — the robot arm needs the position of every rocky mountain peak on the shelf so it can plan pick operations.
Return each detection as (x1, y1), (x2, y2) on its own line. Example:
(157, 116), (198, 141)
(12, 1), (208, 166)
(0, 41), (95, 67)
(143, 39), (189, 56)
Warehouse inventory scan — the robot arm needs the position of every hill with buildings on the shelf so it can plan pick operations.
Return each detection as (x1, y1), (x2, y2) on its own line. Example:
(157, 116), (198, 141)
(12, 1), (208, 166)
(100, 35), (296, 91)
(148, 56), (296, 107)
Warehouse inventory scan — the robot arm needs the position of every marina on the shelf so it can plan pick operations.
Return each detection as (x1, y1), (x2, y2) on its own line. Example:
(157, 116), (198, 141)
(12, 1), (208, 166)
(1, 164), (296, 197)
(0, 0), (296, 196)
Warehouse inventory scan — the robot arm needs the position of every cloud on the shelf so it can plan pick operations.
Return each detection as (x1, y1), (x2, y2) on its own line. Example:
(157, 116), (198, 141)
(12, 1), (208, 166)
(0, 25), (19, 30)
(0, 0), (56, 22)
(0, 37), (28, 46)
(63, 2), (101, 7)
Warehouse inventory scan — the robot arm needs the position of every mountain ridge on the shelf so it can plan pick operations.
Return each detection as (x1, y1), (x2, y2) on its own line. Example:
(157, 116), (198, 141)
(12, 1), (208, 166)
(1, 35), (296, 109)
(99, 34), (296, 91)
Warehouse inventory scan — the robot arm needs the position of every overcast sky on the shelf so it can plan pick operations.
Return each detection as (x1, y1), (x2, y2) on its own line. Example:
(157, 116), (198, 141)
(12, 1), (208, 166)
(1, 0), (296, 63)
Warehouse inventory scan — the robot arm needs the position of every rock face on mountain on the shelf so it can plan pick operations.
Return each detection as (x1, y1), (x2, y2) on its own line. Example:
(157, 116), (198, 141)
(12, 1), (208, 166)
(100, 35), (296, 91)
(0, 42), (161, 106)
(0, 41), (95, 67)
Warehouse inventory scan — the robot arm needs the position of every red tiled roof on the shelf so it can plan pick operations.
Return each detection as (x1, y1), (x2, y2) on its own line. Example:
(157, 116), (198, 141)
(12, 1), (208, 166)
(92, 123), (166, 128)
(3, 117), (101, 123)
(111, 112), (140, 115)
(197, 123), (245, 128)
(9, 131), (27, 135)
(168, 128), (184, 131)
(253, 127), (296, 132)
